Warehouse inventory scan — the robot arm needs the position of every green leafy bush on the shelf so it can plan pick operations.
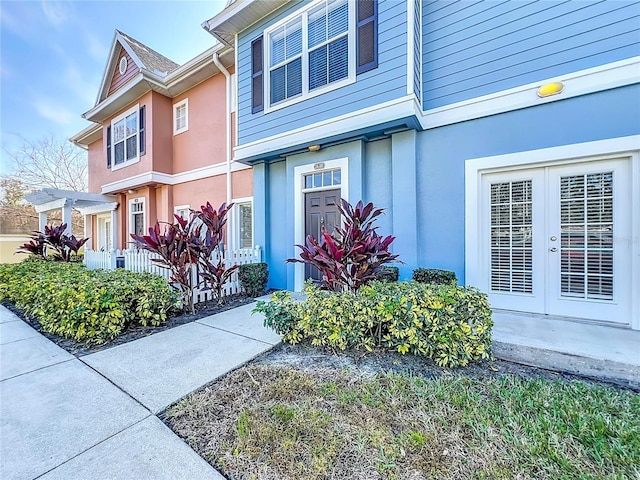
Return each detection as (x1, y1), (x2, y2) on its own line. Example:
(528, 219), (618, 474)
(412, 268), (457, 285)
(375, 266), (399, 283)
(238, 263), (269, 297)
(0, 259), (178, 344)
(254, 282), (492, 367)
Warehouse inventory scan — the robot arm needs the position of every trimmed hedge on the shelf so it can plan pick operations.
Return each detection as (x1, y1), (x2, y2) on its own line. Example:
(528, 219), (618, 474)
(255, 281), (492, 367)
(375, 266), (399, 283)
(413, 268), (457, 285)
(0, 259), (178, 344)
(239, 262), (269, 297)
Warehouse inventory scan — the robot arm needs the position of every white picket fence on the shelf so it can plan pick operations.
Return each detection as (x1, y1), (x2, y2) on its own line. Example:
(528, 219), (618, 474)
(84, 246), (262, 304)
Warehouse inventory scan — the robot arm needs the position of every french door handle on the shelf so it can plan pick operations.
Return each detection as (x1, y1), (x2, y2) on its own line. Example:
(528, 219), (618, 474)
(550, 236), (557, 241)
(549, 247), (558, 252)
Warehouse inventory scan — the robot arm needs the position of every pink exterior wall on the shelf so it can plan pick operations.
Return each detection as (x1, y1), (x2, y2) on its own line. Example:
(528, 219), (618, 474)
(171, 73), (228, 173)
(87, 138), (104, 194)
(172, 175), (227, 214)
(231, 169), (253, 199)
(150, 92), (173, 174)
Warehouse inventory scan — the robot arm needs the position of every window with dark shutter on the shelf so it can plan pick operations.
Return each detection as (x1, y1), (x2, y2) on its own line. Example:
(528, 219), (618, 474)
(251, 37), (264, 113)
(356, 0), (377, 74)
(106, 126), (112, 168)
(139, 105), (146, 155)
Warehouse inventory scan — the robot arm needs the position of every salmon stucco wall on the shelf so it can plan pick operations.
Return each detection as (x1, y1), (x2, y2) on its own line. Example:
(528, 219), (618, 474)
(87, 138), (104, 194)
(172, 175), (227, 213)
(91, 91), (154, 193)
(231, 168), (252, 199)
(171, 71), (231, 173)
(151, 92), (173, 175)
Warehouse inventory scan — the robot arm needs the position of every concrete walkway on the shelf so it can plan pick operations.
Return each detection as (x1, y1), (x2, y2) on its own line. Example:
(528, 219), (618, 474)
(0, 301), (279, 480)
(492, 310), (640, 387)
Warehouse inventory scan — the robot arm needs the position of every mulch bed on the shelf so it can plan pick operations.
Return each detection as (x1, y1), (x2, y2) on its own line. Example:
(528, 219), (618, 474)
(2, 292), (271, 357)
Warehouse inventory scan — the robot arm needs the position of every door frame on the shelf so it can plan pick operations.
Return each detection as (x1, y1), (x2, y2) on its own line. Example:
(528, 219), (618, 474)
(294, 157), (349, 291)
(465, 135), (640, 330)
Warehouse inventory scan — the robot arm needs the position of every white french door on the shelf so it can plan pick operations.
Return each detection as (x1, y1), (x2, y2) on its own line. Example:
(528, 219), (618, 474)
(482, 158), (631, 324)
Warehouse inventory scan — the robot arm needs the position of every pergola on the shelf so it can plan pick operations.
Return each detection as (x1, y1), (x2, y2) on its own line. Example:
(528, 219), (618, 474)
(25, 189), (118, 247)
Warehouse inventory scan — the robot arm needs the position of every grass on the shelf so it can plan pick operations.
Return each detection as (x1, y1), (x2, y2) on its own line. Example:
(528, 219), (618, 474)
(165, 365), (639, 480)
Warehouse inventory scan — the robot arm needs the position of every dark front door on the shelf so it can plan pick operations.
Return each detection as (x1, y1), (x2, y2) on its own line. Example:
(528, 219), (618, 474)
(305, 189), (340, 282)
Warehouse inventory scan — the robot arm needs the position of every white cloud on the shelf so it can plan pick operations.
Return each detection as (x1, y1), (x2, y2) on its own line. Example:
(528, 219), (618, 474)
(40, 1), (70, 29)
(32, 97), (76, 126)
(62, 64), (100, 106)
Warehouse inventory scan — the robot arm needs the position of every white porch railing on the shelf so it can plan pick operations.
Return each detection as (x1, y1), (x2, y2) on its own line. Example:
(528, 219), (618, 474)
(84, 246), (262, 303)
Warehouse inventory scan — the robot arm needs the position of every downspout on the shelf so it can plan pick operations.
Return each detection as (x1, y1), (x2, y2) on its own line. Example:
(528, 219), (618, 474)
(212, 52), (232, 209)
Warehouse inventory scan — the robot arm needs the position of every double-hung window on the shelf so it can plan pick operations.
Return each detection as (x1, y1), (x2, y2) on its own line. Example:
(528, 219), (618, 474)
(107, 104), (145, 169)
(174, 99), (188, 135)
(264, 0), (354, 111)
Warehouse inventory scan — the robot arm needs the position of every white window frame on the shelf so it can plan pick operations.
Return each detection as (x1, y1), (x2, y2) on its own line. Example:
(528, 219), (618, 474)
(232, 197), (254, 250)
(173, 98), (189, 135)
(96, 214), (112, 251)
(129, 197), (146, 238)
(174, 204), (190, 221)
(263, 0), (356, 114)
(110, 104), (140, 171)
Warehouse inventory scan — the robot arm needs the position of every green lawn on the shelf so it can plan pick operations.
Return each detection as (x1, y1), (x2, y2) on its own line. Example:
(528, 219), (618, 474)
(166, 365), (639, 480)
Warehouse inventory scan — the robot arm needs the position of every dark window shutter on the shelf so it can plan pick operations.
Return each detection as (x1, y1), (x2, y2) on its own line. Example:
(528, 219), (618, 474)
(139, 105), (146, 156)
(356, 0), (378, 74)
(106, 126), (112, 168)
(251, 36), (264, 113)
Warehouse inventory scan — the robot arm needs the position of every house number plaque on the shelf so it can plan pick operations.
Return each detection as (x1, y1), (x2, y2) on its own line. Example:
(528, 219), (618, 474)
(314, 162), (325, 171)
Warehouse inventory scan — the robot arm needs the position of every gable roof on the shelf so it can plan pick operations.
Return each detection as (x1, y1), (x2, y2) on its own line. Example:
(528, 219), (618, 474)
(117, 30), (180, 75)
(96, 30), (180, 104)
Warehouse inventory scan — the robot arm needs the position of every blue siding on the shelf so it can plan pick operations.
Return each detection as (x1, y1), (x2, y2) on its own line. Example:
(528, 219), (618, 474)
(260, 85), (640, 289)
(422, 0), (640, 109)
(237, 0), (408, 146)
(416, 84), (640, 283)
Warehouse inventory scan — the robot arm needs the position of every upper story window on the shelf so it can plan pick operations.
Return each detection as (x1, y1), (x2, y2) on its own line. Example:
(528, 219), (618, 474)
(174, 98), (188, 135)
(252, 0), (377, 114)
(106, 104), (146, 170)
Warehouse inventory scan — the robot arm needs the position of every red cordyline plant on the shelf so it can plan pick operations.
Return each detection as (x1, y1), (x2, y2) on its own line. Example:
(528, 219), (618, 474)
(17, 223), (88, 262)
(130, 202), (236, 313)
(288, 199), (400, 293)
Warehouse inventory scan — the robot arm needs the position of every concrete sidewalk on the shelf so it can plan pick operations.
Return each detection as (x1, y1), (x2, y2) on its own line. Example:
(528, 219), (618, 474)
(0, 301), (279, 480)
(492, 310), (640, 387)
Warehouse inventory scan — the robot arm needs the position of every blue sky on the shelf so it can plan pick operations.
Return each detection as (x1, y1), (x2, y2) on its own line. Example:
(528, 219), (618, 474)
(0, 0), (227, 175)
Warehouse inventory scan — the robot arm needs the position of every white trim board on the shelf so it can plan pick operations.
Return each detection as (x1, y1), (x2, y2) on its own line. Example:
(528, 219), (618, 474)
(234, 95), (416, 160)
(233, 57), (639, 162)
(293, 157), (349, 291)
(420, 56), (640, 130)
(464, 135), (640, 330)
(100, 161), (252, 194)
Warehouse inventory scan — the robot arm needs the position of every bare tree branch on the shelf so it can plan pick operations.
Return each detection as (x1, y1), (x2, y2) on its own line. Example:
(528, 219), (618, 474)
(2, 134), (88, 192)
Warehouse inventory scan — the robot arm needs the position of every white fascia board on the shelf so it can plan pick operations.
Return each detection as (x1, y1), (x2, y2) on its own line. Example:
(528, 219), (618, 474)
(421, 56), (640, 130)
(233, 95), (416, 161)
(34, 198), (74, 213)
(76, 202), (119, 216)
(83, 73), (147, 121)
(100, 162), (252, 193)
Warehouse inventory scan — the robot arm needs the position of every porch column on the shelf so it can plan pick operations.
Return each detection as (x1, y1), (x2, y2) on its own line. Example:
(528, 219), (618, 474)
(38, 212), (48, 232)
(110, 209), (118, 251)
(391, 130), (418, 280)
(253, 162), (268, 268)
(61, 201), (73, 235)
(84, 214), (92, 250)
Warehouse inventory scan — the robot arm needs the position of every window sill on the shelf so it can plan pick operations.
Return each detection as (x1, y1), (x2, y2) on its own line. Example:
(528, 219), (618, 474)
(263, 74), (355, 115)
(174, 127), (189, 136)
(111, 157), (140, 171)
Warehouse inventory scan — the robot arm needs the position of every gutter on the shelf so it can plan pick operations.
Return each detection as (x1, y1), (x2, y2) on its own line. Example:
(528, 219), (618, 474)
(212, 52), (232, 209)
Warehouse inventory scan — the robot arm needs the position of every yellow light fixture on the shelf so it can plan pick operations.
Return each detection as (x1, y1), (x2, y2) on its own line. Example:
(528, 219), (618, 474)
(308, 144), (321, 152)
(537, 82), (564, 98)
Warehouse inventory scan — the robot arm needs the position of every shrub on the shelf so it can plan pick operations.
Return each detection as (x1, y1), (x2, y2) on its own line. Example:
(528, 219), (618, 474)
(131, 202), (237, 311)
(0, 259), (178, 344)
(413, 268), (457, 285)
(254, 281), (492, 367)
(239, 263), (269, 297)
(287, 199), (400, 293)
(17, 223), (88, 262)
(375, 266), (399, 283)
